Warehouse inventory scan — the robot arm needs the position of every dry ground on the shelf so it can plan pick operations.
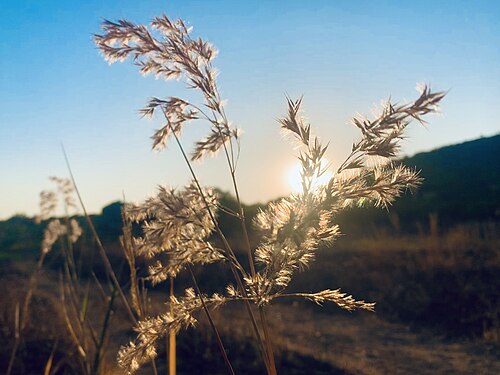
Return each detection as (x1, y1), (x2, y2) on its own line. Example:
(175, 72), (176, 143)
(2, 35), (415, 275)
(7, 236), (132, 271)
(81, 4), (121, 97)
(207, 303), (500, 375)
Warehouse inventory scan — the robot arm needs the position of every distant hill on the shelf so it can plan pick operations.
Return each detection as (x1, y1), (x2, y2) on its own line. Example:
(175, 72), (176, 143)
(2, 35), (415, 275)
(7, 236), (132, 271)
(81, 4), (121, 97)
(398, 134), (500, 222)
(339, 134), (500, 233)
(1, 134), (499, 254)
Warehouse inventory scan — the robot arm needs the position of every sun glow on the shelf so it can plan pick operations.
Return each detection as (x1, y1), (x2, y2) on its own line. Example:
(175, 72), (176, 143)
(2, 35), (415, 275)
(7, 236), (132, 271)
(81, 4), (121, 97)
(287, 160), (333, 194)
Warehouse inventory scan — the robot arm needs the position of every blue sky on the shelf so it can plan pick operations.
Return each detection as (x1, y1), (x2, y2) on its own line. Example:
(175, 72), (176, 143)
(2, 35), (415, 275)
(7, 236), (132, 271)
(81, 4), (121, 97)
(1, 0), (499, 219)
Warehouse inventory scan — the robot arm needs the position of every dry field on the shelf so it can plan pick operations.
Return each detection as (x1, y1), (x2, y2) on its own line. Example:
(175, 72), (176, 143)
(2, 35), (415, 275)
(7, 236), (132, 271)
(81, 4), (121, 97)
(1, 221), (498, 374)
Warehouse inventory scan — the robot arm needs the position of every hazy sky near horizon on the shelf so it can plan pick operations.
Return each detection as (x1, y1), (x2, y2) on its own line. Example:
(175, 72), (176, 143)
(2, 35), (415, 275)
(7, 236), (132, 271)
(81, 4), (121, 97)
(1, 0), (499, 219)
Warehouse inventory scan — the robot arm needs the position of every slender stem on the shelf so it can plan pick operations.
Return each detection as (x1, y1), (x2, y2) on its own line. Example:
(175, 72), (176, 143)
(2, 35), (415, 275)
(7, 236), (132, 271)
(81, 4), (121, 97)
(187, 265), (235, 375)
(120, 211), (145, 318)
(5, 330), (19, 375)
(168, 330), (176, 375)
(212, 120), (257, 277)
(164, 118), (272, 373)
(62, 145), (137, 325)
(21, 251), (47, 331)
(92, 287), (117, 375)
(168, 278), (176, 375)
(201, 97), (278, 373)
(59, 275), (87, 364)
(62, 204), (78, 283)
(229, 167), (256, 276)
(177, 84), (278, 372)
(63, 153), (160, 375)
(207, 77), (278, 374)
(213, 110), (278, 375)
(259, 306), (277, 375)
(162, 113), (245, 276)
(221, 136), (278, 375)
(151, 359), (159, 375)
(6, 247), (49, 375)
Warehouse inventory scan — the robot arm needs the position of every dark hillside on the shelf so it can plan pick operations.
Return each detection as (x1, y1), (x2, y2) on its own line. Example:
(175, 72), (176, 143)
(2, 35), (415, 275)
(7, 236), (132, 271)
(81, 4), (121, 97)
(1, 134), (499, 253)
(398, 134), (500, 223)
(339, 134), (500, 234)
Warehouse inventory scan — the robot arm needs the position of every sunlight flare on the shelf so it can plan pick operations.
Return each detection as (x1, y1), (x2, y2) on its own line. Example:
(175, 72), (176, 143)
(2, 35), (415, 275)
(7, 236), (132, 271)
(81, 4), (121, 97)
(287, 160), (333, 194)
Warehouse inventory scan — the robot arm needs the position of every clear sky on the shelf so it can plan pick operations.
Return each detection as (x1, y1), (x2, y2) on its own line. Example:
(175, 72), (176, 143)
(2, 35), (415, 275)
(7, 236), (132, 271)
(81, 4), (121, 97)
(1, 0), (499, 219)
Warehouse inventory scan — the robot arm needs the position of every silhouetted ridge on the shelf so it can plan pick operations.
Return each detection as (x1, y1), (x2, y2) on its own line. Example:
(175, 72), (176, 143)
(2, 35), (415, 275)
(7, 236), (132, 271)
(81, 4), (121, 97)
(1, 134), (499, 252)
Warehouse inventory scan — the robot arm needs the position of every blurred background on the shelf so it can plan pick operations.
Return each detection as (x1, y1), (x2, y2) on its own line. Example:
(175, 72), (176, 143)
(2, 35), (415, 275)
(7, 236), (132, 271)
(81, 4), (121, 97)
(1, 0), (499, 218)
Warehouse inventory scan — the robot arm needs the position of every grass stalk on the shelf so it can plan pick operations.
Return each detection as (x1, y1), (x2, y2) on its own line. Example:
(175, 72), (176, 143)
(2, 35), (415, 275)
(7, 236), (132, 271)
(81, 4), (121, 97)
(43, 342), (57, 375)
(215, 110), (278, 374)
(93, 17), (446, 374)
(166, 120), (272, 373)
(6, 248), (49, 375)
(225, 146), (278, 374)
(63, 146), (159, 375)
(188, 264), (235, 375)
(91, 286), (117, 375)
(258, 306), (277, 375)
(168, 278), (176, 375)
(62, 145), (137, 326)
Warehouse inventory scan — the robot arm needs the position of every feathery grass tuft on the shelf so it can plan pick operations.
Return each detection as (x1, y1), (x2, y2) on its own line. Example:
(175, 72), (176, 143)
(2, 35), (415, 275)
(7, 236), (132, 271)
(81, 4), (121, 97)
(95, 13), (445, 374)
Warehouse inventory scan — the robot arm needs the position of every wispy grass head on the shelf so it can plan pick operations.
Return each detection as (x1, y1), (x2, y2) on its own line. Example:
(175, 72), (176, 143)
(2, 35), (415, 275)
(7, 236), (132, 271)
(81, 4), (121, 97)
(125, 181), (224, 283)
(96, 13), (445, 375)
(36, 176), (82, 254)
(95, 15), (239, 161)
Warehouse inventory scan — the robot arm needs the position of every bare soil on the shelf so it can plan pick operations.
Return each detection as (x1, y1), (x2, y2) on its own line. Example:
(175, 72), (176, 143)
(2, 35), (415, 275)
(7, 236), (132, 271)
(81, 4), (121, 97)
(210, 303), (500, 375)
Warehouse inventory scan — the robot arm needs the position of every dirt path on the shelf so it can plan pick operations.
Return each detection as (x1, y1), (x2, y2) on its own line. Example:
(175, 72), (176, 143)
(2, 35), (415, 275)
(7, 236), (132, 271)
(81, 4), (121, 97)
(215, 304), (500, 375)
(2, 265), (497, 374)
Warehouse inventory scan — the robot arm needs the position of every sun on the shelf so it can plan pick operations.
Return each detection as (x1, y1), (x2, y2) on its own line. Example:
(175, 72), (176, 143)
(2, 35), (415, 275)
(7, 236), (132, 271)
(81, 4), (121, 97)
(287, 160), (333, 194)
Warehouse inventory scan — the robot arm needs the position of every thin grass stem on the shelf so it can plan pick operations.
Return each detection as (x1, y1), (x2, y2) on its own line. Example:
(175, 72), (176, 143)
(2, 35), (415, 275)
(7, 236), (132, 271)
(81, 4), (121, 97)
(62, 145), (137, 325)
(91, 287), (117, 375)
(6, 247), (49, 375)
(168, 278), (176, 375)
(165, 118), (272, 372)
(187, 264), (235, 375)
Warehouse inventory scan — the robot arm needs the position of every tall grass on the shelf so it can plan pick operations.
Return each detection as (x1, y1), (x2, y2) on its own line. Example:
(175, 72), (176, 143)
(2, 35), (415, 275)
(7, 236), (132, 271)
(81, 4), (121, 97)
(6, 177), (88, 374)
(0, 10), (448, 375)
(91, 13), (445, 375)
